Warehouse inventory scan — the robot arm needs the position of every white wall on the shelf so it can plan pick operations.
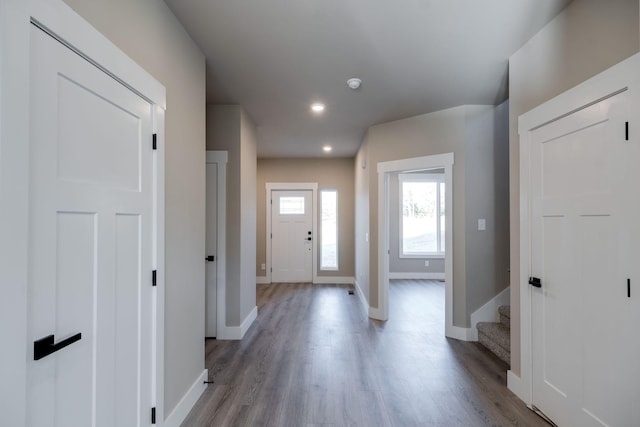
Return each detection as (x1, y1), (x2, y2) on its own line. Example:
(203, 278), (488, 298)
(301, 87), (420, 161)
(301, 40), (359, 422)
(508, 0), (639, 376)
(60, 0), (207, 417)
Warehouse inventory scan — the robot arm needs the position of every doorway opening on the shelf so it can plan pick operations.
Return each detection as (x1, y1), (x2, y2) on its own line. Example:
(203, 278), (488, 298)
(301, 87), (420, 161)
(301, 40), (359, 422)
(377, 153), (456, 338)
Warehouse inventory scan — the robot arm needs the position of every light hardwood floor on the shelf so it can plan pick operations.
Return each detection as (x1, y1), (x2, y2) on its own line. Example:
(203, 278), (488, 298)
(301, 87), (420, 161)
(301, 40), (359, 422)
(181, 280), (548, 426)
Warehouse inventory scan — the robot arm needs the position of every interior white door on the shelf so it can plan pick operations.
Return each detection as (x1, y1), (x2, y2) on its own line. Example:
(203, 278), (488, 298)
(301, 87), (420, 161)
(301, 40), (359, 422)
(27, 26), (154, 427)
(529, 87), (639, 426)
(205, 162), (218, 337)
(271, 190), (313, 283)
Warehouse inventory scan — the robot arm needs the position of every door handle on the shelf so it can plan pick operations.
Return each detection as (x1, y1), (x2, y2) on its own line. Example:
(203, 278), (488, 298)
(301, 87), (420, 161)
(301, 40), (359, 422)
(528, 277), (542, 288)
(34, 333), (82, 361)
(306, 237), (312, 241)
(205, 255), (215, 262)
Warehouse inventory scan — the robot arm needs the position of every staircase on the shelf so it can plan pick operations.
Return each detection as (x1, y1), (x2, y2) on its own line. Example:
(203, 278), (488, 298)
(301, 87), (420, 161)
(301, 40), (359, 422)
(476, 305), (510, 366)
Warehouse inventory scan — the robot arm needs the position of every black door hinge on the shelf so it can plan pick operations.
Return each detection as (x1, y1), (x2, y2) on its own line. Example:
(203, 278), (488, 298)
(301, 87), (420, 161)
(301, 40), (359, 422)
(628, 278), (631, 298)
(625, 122), (629, 141)
(152, 270), (157, 287)
(153, 133), (157, 150)
(151, 407), (156, 424)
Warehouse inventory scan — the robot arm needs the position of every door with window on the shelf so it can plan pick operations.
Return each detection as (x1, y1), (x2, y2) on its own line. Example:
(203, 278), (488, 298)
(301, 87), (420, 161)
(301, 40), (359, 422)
(271, 190), (313, 282)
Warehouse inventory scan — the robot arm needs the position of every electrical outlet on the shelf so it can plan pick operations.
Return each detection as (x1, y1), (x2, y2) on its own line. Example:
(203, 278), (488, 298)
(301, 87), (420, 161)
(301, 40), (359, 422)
(424, 260), (430, 267)
(261, 263), (266, 270)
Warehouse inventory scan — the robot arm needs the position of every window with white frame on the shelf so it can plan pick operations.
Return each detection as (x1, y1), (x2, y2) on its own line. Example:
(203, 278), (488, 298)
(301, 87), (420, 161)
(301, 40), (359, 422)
(320, 190), (338, 270)
(399, 173), (445, 257)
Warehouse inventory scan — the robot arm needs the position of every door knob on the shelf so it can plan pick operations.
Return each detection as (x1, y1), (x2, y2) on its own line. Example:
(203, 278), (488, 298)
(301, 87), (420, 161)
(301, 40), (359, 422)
(306, 237), (312, 241)
(205, 255), (215, 262)
(34, 333), (82, 360)
(528, 277), (542, 288)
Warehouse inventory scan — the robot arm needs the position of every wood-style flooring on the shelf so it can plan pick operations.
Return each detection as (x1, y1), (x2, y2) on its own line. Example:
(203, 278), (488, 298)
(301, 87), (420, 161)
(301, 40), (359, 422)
(181, 280), (548, 426)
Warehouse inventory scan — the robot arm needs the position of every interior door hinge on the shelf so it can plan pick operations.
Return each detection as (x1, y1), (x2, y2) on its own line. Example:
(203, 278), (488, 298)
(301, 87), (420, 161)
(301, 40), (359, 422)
(152, 133), (157, 150)
(152, 270), (157, 287)
(151, 407), (156, 424)
(628, 278), (631, 298)
(625, 122), (629, 141)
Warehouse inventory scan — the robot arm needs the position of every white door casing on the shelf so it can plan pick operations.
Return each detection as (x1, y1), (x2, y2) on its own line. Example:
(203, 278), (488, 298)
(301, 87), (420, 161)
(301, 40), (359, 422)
(0, 1), (166, 425)
(271, 190), (313, 283)
(519, 52), (640, 426)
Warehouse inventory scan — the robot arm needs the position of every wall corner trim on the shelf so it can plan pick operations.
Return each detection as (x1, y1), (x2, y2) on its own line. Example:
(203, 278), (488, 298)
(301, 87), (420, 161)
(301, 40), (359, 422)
(163, 369), (208, 427)
(217, 306), (258, 340)
(507, 370), (530, 404)
(354, 279), (369, 315)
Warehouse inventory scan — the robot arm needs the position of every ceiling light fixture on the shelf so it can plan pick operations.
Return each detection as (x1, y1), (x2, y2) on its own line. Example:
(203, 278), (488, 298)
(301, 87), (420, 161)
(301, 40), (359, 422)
(323, 145), (332, 152)
(347, 78), (362, 89)
(311, 103), (325, 113)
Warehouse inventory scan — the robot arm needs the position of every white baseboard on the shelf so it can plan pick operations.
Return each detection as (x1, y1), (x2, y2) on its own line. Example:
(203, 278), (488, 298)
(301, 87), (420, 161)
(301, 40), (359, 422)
(468, 286), (511, 341)
(368, 305), (385, 320)
(507, 370), (530, 404)
(216, 306), (258, 340)
(353, 279), (369, 315)
(388, 272), (445, 280)
(446, 325), (474, 341)
(163, 369), (208, 427)
(313, 276), (354, 285)
(256, 276), (270, 284)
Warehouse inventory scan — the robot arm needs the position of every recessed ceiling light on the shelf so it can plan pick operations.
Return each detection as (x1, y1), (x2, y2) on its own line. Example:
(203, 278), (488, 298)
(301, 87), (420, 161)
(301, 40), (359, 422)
(347, 78), (362, 89)
(323, 145), (332, 152)
(311, 103), (325, 113)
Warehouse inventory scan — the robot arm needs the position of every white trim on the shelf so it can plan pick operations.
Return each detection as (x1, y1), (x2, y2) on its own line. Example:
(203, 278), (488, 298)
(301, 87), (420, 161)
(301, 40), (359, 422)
(354, 279), (370, 315)
(507, 370), (528, 403)
(447, 326), (475, 341)
(376, 153), (455, 340)
(206, 151), (228, 341)
(468, 286), (511, 341)
(163, 369), (208, 427)
(217, 306), (258, 340)
(313, 276), (354, 285)
(516, 52), (640, 408)
(265, 183), (318, 284)
(388, 272), (445, 280)
(0, 1), (166, 424)
(256, 276), (270, 284)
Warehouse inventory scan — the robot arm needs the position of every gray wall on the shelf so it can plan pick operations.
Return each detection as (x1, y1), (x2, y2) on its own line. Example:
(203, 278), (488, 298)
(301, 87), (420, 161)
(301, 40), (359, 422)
(61, 0), (207, 417)
(257, 158), (355, 279)
(207, 105), (258, 326)
(355, 104), (509, 327)
(508, 0), (639, 376)
(388, 170), (446, 274)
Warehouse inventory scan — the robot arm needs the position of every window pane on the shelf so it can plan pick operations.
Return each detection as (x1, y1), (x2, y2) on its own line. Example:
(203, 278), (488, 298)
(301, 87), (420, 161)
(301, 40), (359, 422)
(280, 196), (305, 215)
(402, 181), (438, 254)
(321, 190), (338, 269)
(440, 181), (445, 252)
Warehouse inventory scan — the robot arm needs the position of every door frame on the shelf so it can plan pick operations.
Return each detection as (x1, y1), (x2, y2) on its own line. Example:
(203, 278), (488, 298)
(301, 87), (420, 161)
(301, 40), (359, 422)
(265, 183), (318, 284)
(514, 52), (640, 406)
(0, 1), (166, 424)
(206, 151), (230, 339)
(376, 153), (455, 336)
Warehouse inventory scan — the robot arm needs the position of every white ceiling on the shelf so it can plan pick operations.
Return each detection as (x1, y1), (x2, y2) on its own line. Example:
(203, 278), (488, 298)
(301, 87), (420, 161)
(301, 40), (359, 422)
(164, 0), (573, 158)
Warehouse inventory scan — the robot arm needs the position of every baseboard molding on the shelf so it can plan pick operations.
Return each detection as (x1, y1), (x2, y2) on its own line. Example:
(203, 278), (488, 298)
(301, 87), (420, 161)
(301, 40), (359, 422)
(446, 325), (474, 341)
(256, 276), (269, 284)
(163, 369), (208, 427)
(313, 276), (354, 285)
(507, 370), (530, 404)
(468, 286), (511, 341)
(388, 272), (445, 280)
(353, 279), (369, 315)
(216, 306), (258, 340)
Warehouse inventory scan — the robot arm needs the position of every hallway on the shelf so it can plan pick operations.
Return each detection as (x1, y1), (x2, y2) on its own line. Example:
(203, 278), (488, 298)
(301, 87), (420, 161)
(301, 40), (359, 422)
(182, 281), (548, 426)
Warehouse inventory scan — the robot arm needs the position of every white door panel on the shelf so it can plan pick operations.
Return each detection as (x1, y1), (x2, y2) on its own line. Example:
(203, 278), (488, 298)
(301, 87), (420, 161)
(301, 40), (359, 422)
(27, 26), (153, 427)
(205, 163), (218, 337)
(529, 85), (638, 426)
(271, 190), (313, 283)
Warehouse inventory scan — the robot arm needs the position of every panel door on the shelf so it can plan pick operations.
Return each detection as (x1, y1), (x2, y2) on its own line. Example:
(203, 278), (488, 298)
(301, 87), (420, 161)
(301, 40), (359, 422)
(530, 87), (638, 426)
(27, 26), (154, 427)
(205, 162), (217, 337)
(271, 190), (313, 283)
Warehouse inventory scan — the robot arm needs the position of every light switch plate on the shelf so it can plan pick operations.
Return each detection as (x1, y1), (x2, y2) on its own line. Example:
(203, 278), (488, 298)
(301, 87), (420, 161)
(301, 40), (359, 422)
(478, 219), (486, 231)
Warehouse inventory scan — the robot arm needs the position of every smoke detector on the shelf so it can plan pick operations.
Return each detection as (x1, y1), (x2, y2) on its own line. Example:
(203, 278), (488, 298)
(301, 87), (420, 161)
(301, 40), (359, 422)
(347, 78), (362, 90)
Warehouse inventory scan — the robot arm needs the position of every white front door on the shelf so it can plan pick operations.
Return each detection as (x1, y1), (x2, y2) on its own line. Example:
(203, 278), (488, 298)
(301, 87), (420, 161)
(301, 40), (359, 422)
(205, 162), (218, 337)
(529, 85), (639, 426)
(271, 190), (313, 283)
(27, 25), (154, 426)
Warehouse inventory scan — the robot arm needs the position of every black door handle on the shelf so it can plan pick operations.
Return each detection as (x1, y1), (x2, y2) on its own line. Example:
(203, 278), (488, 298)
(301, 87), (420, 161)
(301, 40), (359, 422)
(306, 237), (312, 241)
(205, 255), (215, 262)
(528, 277), (542, 288)
(34, 333), (82, 361)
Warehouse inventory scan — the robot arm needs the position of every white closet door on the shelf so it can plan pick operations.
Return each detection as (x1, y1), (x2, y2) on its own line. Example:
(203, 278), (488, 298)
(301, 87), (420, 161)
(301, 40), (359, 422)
(27, 25), (154, 427)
